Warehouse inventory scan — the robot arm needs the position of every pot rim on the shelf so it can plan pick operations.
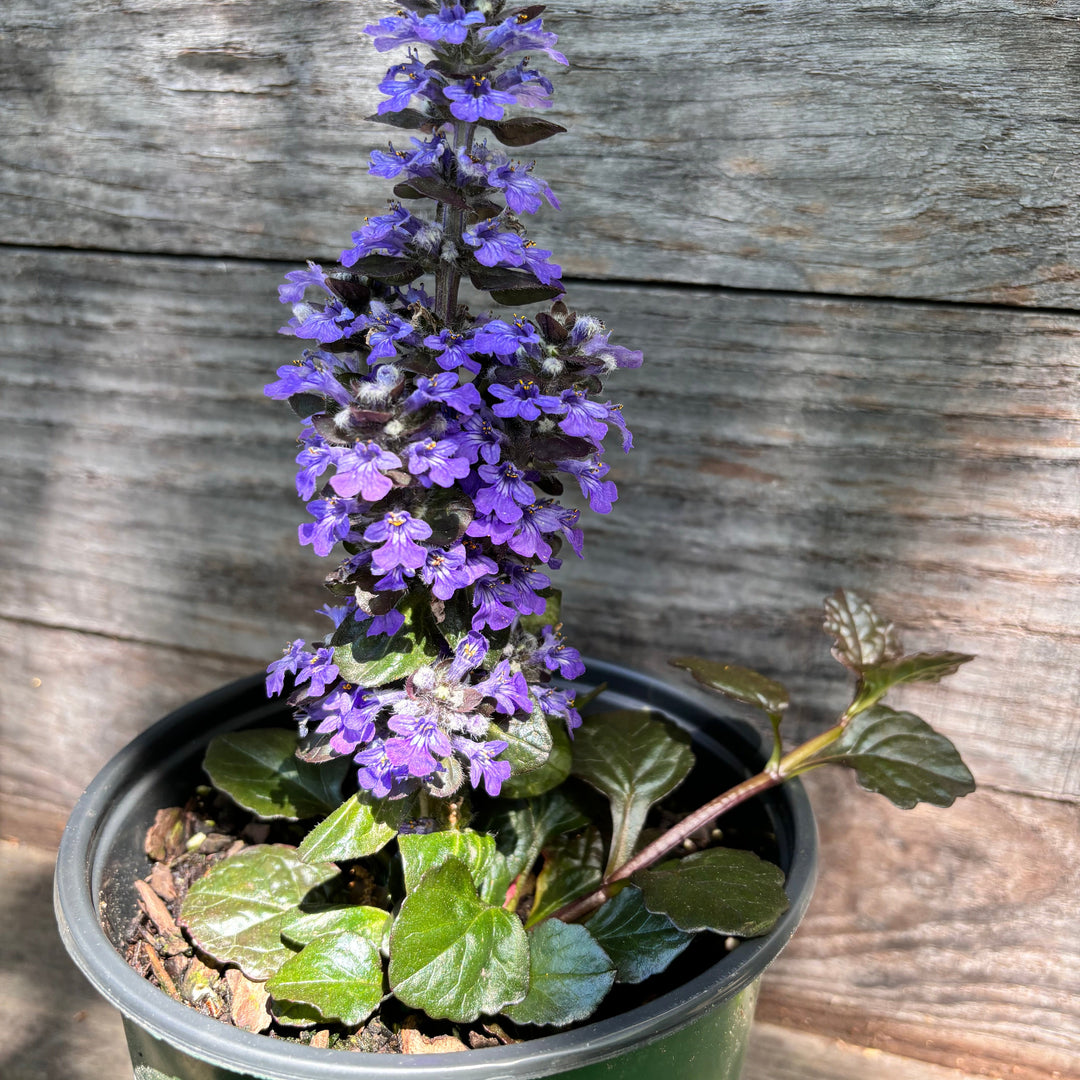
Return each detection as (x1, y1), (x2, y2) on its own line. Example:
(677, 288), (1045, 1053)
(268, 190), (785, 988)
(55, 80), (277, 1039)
(55, 658), (817, 1080)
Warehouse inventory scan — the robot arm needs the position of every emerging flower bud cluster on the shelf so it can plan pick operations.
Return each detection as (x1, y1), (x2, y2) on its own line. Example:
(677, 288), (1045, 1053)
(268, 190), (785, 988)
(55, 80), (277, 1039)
(264, 0), (643, 801)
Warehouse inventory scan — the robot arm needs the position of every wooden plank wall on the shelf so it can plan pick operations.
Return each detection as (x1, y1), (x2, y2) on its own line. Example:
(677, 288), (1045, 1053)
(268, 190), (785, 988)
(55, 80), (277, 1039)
(2, 1), (1078, 1076)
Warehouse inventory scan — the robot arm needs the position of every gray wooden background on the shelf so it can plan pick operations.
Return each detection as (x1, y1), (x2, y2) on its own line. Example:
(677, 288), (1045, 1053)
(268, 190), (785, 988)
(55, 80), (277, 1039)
(2, 1), (1078, 1076)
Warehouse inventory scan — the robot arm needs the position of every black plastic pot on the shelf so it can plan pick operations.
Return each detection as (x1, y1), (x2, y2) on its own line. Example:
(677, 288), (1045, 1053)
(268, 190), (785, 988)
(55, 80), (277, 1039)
(55, 659), (817, 1080)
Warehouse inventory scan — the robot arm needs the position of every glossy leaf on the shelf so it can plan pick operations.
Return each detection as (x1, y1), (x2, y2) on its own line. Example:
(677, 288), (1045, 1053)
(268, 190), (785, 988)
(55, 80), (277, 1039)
(493, 704), (553, 781)
(670, 657), (789, 717)
(633, 848), (789, 937)
(203, 730), (348, 821)
(393, 176), (470, 209)
(809, 705), (976, 808)
(266, 932), (384, 1027)
(584, 885), (692, 984)
(279, 905), (390, 950)
(500, 716), (572, 799)
(854, 651), (975, 712)
(180, 846), (339, 980)
(503, 919), (615, 1027)
(298, 792), (409, 863)
(483, 116), (567, 146)
(365, 107), (432, 131)
(341, 254), (424, 285)
(571, 710), (695, 877)
(491, 788), (589, 882)
(388, 859), (529, 1022)
(331, 609), (440, 687)
(526, 827), (605, 928)
(398, 829), (510, 906)
(824, 588), (902, 672)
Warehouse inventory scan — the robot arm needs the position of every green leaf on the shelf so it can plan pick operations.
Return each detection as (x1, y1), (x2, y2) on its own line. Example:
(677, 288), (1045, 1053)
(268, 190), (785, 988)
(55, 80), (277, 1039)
(571, 710), (695, 877)
(584, 885), (692, 984)
(331, 606), (440, 687)
(669, 657), (789, 717)
(203, 730), (349, 820)
(824, 588), (902, 673)
(388, 859), (529, 1022)
(339, 254), (423, 285)
(266, 932), (384, 1027)
(517, 587), (561, 638)
(807, 704), (976, 808)
(526, 827), (605, 928)
(491, 789), (589, 883)
(398, 829), (510, 907)
(499, 716), (572, 799)
(180, 846), (339, 980)
(393, 176), (470, 209)
(503, 920), (615, 1027)
(491, 284), (565, 306)
(493, 702), (554, 781)
(483, 116), (567, 146)
(365, 107), (432, 131)
(633, 848), (789, 937)
(853, 651), (975, 712)
(297, 792), (409, 863)
(278, 905), (390, 950)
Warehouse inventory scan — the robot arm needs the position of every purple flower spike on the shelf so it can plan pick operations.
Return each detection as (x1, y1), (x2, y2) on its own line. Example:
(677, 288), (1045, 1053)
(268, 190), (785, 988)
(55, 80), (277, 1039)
(454, 738), (512, 796)
(364, 510), (433, 572)
(331, 441), (402, 502)
(266, 639), (311, 696)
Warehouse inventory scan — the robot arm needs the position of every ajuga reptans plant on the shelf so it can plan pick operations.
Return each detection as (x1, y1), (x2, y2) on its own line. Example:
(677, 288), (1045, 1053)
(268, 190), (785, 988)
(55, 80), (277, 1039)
(173, 2), (977, 1039)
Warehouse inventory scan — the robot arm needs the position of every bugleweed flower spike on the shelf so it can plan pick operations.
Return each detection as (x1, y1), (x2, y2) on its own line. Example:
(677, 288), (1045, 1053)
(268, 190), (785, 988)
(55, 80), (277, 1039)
(264, 1), (641, 803)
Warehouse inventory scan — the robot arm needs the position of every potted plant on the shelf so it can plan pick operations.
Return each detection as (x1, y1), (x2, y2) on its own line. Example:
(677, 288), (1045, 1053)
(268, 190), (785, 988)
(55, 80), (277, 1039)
(54, 3), (976, 1078)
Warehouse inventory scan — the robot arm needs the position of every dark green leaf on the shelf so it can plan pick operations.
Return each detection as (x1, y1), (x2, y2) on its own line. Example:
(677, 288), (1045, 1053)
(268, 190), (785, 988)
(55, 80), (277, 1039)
(279, 905), (390, 949)
(499, 716), (571, 798)
(393, 176), (470, 209)
(180, 846), (339, 980)
(398, 829), (510, 906)
(430, 590), (474, 650)
(491, 789), (589, 882)
(331, 608), (440, 687)
(824, 588), (902, 672)
(203, 730), (348, 820)
(516, 587), (561, 638)
(584, 885), (692, 984)
(364, 108), (432, 131)
(388, 859), (529, 1022)
(266, 932), (384, 1027)
(854, 651), (976, 712)
(526, 827), (605, 928)
(670, 657), (789, 717)
(490, 284), (565, 306)
(297, 792), (409, 862)
(633, 848), (789, 937)
(503, 920), (614, 1027)
(808, 704), (976, 808)
(287, 393), (325, 419)
(340, 254), (423, 285)
(572, 710), (695, 877)
(483, 116), (567, 146)
(493, 703), (553, 781)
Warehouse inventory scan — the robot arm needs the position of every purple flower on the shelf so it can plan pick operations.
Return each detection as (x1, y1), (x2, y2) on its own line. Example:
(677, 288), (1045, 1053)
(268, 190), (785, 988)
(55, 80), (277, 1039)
(313, 685), (384, 754)
(454, 738), (512, 796)
(386, 712), (453, 778)
(473, 461), (535, 524)
(294, 647), (340, 698)
(420, 544), (472, 601)
(330, 441), (402, 502)
(493, 63), (555, 108)
(265, 353), (353, 408)
(403, 372), (483, 416)
(363, 510), (433, 572)
(278, 262), (328, 304)
(266, 639), (311, 696)
(486, 160), (559, 216)
(423, 329), (483, 374)
(365, 13), (434, 52)
(341, 206), (422, 265)
(605, 401), (634, 452)
(580, 330), (644, 371)
(489, 376), (565, 421)
(448, 632), (489, 682)
(462, 217), (525, 268)
(476, 660), (532, 714)
(294, 438), (340, 501)
(364, 306), (416, 361)
(557, 457), (619, 514)
(472, 316), (541, 358)
(461, 537), (499, 583)
(422, 4), (485, 44)
(406, 437), (471, 487)
(557, 387), (610, 443)
(534, 624), (586, 679)
(521, 241), (563, 286)
(448, 412), (504, 465)
(284, 300), (356, 345)
(299, 497), (360, 557)
(315, 598), (358, 629)
(356, 741), (410, 799)
(443, 76), (517, 122)
(368, 609), (406, 638)
(506, 500), (563, 561)
(482, 14), (568, 66)
(498, 562), (551, 616)
(538, 686), (583, 735)
(471, 574), (517, 631)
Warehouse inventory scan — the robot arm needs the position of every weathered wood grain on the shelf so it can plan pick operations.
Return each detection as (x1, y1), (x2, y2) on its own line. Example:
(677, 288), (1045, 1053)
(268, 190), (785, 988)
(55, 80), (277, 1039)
(3, 0), (1080, 306)
(3, 247), (1078, 803)
(757, 769), (1080, 1080)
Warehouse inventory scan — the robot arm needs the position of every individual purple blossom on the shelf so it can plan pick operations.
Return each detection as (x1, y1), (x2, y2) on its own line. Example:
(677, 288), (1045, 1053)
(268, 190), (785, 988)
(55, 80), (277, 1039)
(557, 387), (610, 443)
(493, 63), (556, 108)
(294, 437), (340, 501)
(473, 461), (535, 524)
(385, 712), (453, 777)
(443, 76), (517, 122)
(293, 647), (340, 697)
(557, 457), (619, 514)
(313, 685), (384, 754)
(341, 206), (422, 265)
(580, 329), (645, 371)
(278, 262), (328, 304)
(489, 376), (565, 421)
(486, 159), (559, 216)
(605, 401), (634, 452)
(299, 497), (360, 557)
(534, 624), (586, 679)
(423, 329), (483, 374)
(330, 441), (402, 501)
(365, 13), (434, 52)
(284, 300), (356, 345)
(368, 609), (406, 638)
(362, 304), (416, 361)
(454, 737), (512, 796)
(356, 740), (410, 799)
(315, 598), (358, 629)
(375, 565), (415, 592)
(422, 4), (485, 44)
(420, 545), (472, 601)
(498, 562), (551, 616)
(406, 437), (471, 487)
(403, 372), (482, 415)
(462, 217), (526, 268)
(448, 412), (504, 465)
(466, 511), (516, 548)
(538, 686), (583, 735)
(448, 632), (488, 682)
(471, 574), (517, 632)
(461, 537), (499, 583)
(520, 241), (563, 286)
(265, 353), (353, 408)
(472, 316), (541, 357)
(476, 660), (532, 714)
(505, 500), (564, 561)
(364, 510), (433, 572)
(266, 639), (311, 696)
(481, 14), (569, 66)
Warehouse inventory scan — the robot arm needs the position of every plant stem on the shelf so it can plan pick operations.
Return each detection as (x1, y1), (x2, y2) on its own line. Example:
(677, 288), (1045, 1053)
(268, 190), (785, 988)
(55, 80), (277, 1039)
(434, 121), (475, 326)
